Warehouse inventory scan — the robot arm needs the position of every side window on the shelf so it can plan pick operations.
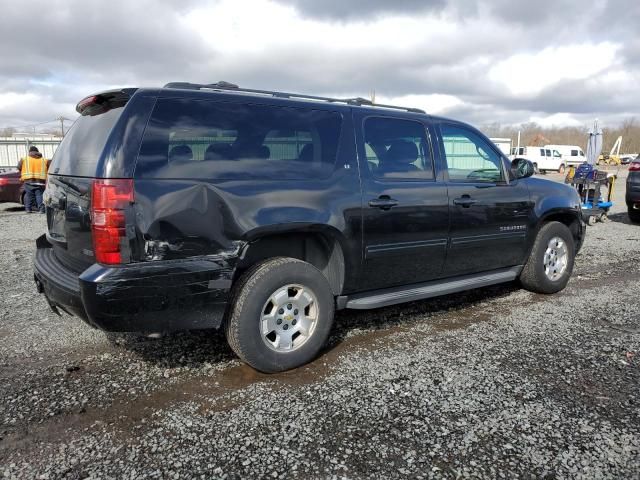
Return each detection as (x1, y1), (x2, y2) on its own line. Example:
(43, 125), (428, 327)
(363, 117), (434, 180)
(571, 149), (578, 156)
(545, 149), (551, 157)
(441, 125), (505, 183)
(579, 150), (585, 157)
(136, 99), (342, 180)
(540, 148), (545, 157)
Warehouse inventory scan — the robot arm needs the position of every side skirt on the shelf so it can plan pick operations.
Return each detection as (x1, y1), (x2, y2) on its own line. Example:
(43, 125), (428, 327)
(337, 266), (522, 310)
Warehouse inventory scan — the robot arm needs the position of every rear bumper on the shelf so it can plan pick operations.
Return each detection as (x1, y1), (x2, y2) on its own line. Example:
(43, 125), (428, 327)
(33, 235), (234, 332)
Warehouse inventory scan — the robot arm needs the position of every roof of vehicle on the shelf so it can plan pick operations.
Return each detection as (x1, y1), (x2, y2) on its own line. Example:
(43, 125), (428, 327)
(160, 81), (428, 113)
(114, 82), (448, 123)
(80, 83), (474, 129)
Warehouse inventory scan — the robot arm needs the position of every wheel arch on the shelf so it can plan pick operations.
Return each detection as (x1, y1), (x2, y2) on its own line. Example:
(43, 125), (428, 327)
(537, 209), (584, 252)
(235, 226), (347, 296)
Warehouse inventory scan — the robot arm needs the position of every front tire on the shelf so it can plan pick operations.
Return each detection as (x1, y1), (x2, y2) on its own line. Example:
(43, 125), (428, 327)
(558, 164), (566, 174)
(520, 222), (575, 294)
(225, 257), (334, 373)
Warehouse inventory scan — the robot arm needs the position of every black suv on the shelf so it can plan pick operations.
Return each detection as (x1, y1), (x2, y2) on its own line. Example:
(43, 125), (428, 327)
(34, 82), (585, 372)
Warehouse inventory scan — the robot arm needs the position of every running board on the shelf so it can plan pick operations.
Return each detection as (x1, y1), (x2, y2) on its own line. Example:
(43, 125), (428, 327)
(342, 266), (522, 310)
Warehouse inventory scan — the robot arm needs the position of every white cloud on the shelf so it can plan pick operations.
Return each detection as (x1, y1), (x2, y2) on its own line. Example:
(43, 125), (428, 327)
(529, 112), (584, 128)
(488, 43), (619, 96)
(378, 94), (464, 114)
(0, 0), (638, 129)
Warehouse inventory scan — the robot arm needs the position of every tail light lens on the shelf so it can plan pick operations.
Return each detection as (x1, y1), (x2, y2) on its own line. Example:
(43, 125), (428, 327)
(91, 179), (134, 265)
(0, 178), (9, 186)
(629, 162), (640, 172)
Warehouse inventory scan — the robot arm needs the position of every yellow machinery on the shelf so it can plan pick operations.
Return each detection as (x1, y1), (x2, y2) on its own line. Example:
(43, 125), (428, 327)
(598, 136), (622, 165)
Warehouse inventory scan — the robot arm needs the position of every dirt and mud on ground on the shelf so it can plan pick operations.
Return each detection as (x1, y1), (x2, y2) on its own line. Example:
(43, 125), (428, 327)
(1, 170), (639, 479)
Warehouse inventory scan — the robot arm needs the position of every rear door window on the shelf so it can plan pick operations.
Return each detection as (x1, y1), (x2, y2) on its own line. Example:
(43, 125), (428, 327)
(135, 99), (342, 180)
(362, 117), (434, 180)
(50, 107), (123, 177)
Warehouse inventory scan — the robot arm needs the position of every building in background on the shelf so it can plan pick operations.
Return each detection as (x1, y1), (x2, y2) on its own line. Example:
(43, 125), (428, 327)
(0, 134), (62, 168)
(490, 137), (512, 155)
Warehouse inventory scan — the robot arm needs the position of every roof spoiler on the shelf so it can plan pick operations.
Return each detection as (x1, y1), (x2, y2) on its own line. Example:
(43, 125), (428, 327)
(76, 88), (138, 116)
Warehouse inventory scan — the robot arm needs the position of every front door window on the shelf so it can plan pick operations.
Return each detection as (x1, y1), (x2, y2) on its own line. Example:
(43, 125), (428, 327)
(440, 125), (505, 183)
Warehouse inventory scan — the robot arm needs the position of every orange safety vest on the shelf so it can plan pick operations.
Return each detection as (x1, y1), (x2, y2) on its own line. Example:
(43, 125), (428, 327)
(20, 154), (48, 181)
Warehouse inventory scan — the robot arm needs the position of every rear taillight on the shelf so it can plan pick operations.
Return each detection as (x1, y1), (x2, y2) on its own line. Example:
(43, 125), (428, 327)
(629, 162), (640, 172)
(91, 179), (134, 265)
(0, 178), (9, 186)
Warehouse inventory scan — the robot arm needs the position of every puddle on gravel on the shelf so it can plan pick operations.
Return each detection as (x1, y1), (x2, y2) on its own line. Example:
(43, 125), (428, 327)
(0, 283), (556, 454)
(0, 309), (491, 454)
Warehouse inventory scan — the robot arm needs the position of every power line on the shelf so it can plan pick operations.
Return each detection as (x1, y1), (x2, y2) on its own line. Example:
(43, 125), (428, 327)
(0, 118), (69, 132)
(56, 116), (71, 136)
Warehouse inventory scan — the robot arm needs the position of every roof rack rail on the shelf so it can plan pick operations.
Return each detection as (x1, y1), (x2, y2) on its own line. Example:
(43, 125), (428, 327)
(162, 81), (426, 114)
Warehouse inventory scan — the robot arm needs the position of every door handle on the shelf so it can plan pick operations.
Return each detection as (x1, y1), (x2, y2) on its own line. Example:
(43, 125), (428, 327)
(453, 195), (476, 208)
(369, 196), (399, 210)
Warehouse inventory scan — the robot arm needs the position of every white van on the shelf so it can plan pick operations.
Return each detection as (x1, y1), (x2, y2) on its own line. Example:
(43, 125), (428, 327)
(545, 145), (585, 166)
(510, 146), (566, 173)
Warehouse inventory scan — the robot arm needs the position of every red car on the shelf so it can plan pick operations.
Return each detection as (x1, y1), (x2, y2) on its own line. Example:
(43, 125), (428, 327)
(0, 168), (25, 205)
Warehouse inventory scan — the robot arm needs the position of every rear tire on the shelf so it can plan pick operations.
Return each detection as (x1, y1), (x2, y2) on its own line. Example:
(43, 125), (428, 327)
(225, 257), (334, 373)
(533, 163), (539, 174)
(629, 208), (640, 224)
(520, 221), (575, 294)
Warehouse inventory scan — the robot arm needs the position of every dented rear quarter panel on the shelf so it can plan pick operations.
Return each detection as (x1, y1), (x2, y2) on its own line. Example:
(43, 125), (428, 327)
(130, 107), (364, 294)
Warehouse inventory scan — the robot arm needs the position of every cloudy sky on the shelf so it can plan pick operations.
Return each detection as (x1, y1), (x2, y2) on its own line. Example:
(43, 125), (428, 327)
(0, 0), (638, 132)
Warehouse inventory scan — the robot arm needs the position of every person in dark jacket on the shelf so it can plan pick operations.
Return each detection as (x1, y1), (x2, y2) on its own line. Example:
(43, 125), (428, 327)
(17, 146), (50, 213)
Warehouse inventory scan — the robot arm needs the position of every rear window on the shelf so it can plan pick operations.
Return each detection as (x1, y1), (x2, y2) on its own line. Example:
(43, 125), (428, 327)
(135, 98), (343, 180)
(50, 107), (123, 177)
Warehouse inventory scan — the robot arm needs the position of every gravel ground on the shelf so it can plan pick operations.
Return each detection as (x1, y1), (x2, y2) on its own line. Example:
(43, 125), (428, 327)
(1, 170), (639, 479)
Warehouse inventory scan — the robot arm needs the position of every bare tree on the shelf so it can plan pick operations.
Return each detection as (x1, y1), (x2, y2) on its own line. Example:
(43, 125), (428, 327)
(481, 119), (640, 154)
(0, 127), (16, 137)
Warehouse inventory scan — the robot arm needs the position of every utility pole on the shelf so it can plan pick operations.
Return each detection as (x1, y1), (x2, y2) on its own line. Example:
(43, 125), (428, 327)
(56, 116), (70, 137)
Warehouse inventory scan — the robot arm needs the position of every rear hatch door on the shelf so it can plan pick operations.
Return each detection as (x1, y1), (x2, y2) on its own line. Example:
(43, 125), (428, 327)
(46, 90), (134, 273)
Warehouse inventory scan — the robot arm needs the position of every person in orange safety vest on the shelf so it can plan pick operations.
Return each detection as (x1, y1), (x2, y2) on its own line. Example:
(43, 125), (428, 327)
(17, 146), (50, 214)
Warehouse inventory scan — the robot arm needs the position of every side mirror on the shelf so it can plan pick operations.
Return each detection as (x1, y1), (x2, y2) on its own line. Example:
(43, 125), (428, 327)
(511, 158), (535, 179)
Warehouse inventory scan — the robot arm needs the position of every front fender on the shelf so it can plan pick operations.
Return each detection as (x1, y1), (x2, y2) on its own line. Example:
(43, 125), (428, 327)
(526, 178), (585, 253)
